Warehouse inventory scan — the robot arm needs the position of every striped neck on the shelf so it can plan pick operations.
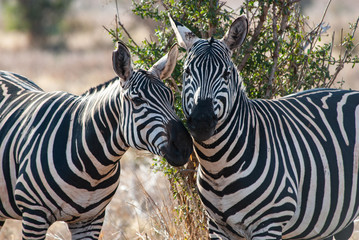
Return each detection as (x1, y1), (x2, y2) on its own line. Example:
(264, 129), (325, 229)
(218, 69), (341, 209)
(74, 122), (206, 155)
(74, 79), (128, 167)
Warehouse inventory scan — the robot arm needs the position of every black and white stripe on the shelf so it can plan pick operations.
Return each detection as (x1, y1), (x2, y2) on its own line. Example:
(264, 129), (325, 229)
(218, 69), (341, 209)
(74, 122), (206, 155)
(0, 42), (192, 240)
(171, 15), (359, 240)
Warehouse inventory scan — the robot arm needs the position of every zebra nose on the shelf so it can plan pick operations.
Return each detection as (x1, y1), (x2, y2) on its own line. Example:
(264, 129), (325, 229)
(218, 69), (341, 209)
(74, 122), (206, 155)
(187, 99), (218, 141)
(187, 114), (217, 130)
(187, 114), (217, 125)
(162, 119), (193, 167)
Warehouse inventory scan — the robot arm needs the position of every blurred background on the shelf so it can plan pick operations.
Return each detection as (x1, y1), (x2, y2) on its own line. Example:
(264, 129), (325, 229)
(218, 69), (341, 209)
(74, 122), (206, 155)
(0, 0), (358, 239)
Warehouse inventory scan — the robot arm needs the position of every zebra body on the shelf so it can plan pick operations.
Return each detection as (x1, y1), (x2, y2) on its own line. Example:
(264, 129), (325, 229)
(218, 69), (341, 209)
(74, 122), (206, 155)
(170, 15), (359, 239)
(0, 42), (192, 239)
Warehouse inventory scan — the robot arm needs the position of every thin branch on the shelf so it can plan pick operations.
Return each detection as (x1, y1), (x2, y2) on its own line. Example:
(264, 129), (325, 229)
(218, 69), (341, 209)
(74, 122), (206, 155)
(301, 0), (331, 51)
(117, 14), (140, 48)
(208, 0), (216, 38)
(238, 2), (270, 71)
(103, 25), (116, 39)
(245, 0), (250, 21)
(163, 33), (175, 53)
(160, 0), (170, 11)
(295, 0), (332, 91)
(159, 0), (176, 53)
(115, 0), (120, 20)
(265, 1), (290, 98)
(327, 30), (335, 69)
(326, 17), (359, 87)
(349, 17), (359, 42)
(319, 0), (332, 29)
(311, 55), (359, 64)
(167, 76), (181, 94)
(276, 6), (301, 70)
(179, 169), (197, 175)
(289, 0), (302, 3)
(340, 28), (344, 61)
(265, 2), (279, 98)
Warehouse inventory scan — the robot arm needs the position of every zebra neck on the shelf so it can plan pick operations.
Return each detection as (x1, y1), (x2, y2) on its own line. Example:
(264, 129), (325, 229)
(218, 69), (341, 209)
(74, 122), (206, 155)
(194, 84), (255, 174)
(75, 81), (128, 165)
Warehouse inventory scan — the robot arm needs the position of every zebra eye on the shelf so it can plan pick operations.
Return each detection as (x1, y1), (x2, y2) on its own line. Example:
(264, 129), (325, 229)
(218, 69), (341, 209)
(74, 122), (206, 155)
(131, 96), (147, 106)
(222, 68), (231, 80)
(185, 68), (191, 77)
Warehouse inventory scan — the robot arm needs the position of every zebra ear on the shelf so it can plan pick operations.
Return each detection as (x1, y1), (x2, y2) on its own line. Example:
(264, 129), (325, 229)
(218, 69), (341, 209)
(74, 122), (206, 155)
(112, 41), (133, 85)
(169, 14), (199, 51)
(149, 44), (179, 80)
(221, 15), (248, 51)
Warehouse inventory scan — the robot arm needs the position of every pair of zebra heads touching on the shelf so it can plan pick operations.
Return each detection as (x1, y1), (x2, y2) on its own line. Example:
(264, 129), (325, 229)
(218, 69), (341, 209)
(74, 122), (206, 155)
(0, 14), (359, 240)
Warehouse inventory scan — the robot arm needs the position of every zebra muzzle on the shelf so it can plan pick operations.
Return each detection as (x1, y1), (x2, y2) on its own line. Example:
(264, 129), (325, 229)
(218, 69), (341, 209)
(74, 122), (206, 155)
(187, 98), (218, 142)
(161, 119), (193, 167)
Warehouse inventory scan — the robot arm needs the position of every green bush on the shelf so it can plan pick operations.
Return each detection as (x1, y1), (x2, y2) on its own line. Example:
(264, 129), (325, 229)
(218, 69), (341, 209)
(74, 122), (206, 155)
(108, 0), (359, 238)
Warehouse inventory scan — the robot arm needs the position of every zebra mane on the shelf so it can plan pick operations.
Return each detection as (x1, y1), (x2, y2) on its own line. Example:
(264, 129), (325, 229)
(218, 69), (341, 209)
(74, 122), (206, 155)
(81, 70), (163, 97)
(81, 77), (118, 96)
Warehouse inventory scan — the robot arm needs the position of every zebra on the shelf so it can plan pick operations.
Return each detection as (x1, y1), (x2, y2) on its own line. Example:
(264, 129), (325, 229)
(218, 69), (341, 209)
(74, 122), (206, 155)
(170, 15), (359, 240)
(0, 41), (192, 240)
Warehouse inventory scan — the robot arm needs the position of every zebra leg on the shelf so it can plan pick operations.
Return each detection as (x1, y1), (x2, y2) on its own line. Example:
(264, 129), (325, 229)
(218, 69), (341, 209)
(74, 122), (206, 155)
(320, 222), (354, 240)
(21, 211), (50, 240)
(250, 224), (283, 240)
(208, 218), (230, 240)
(68, 211), (105, 240)
(0, 219), (5, 231)
(334, 222), (354, 240)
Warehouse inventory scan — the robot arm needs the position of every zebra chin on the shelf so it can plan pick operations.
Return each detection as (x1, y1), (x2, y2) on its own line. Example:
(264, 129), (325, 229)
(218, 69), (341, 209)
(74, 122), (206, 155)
(161, 119), (193, 167)
(189, 127), (216, 142)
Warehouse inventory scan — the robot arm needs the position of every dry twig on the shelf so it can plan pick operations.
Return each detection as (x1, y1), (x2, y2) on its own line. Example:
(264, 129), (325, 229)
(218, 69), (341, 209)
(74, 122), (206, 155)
(238, 2), (270, 71)
(326, 16), (359, 87)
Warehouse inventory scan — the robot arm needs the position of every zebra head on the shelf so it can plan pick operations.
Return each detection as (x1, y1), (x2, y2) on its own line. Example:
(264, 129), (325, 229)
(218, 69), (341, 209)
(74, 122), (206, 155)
(170, 16), (248, 141)
(112, 41), (192, 166)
